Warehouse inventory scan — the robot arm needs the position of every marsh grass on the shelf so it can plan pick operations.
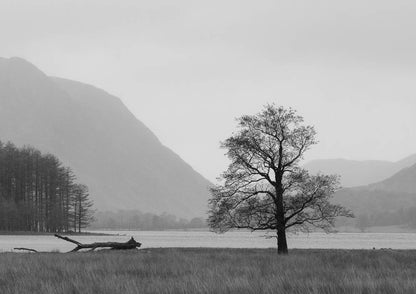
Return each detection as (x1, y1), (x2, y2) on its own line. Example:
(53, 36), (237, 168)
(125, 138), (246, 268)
(1, 248), (416, 293)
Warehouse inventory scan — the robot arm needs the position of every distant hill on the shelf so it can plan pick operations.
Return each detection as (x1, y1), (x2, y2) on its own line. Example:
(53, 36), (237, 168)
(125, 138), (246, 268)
(304, 154), (416, 187)
(334, 163), (416, 219)
(369, 163), (416, 194)
(0, 57), (211, 218)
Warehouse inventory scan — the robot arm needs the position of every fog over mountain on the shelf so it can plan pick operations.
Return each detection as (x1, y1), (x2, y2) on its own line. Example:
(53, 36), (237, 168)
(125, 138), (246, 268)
(305, 155), (416, 225)
(334, 163), (416, 217)
(304, 154), (416, 187)
(370, 163), (416, 194)
(0, 57), (211, 218)
(3, 1), (416, 182)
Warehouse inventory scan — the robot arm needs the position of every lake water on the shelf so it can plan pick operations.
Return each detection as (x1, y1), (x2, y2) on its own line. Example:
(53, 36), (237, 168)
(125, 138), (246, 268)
(1, 231), (416, 252)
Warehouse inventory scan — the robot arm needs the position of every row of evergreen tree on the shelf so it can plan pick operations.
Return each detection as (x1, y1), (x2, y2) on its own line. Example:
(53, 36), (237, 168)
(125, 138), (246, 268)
(90, 210), (207, 230)
(356, 207), (416, 231)
(0, 141), (94, 232)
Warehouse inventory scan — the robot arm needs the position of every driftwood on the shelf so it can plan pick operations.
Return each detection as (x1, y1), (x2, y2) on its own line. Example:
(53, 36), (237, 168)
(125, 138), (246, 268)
(54, 234), (142, 252)
(14, 247), (38, 253)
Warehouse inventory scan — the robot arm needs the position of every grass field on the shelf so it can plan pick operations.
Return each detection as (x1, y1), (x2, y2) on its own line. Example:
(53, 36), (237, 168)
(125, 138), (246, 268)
(1, 248), (416, 294)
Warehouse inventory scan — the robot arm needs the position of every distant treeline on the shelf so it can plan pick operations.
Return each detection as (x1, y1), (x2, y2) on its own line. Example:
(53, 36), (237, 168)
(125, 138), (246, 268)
(0, 141), (94, 232)
(90, 210), (207, 230)
(356, 207), (416, 231)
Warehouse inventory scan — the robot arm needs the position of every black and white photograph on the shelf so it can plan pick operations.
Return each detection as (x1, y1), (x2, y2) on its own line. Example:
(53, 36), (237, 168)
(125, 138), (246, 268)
(1, 1), (416, 293)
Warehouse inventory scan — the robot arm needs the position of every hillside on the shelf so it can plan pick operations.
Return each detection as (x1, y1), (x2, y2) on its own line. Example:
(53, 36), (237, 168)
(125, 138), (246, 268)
(0, 57), (211, 218)
(304, 155), (416, 187)
(369, 163), (416, 194)
(333, 163), (416, 227)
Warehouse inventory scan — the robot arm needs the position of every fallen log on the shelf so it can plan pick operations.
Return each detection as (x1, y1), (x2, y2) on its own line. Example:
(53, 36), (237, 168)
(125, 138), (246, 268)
(54, 234), (142, 252)
(14, 247), (38, 253)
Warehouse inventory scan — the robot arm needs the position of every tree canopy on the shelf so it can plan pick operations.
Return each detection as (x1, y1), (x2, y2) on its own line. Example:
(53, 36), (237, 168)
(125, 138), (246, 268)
(208, 104), (353, 254)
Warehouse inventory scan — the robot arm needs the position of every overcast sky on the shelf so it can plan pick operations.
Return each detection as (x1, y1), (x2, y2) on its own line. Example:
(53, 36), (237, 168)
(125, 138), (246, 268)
(1, 0), (416, 181)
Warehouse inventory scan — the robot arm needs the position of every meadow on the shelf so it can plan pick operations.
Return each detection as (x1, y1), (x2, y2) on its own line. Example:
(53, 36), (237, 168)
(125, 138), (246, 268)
(1, 248), (416, 294)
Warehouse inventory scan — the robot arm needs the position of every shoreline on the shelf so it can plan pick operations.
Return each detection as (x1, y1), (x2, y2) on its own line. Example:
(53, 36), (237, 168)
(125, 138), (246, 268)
(3, 247), (416, 254)
(0, 231), (116, 236)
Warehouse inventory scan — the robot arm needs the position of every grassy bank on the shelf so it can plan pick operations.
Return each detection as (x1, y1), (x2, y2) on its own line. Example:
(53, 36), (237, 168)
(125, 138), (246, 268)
(1, 248), (416, 293)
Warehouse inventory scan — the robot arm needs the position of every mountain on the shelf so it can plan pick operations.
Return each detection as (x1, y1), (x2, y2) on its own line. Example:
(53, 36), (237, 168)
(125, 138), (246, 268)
(0, 57), (211, 218)
(333, 163), (416, 217)
(369, 163), (416, 194)
(304, 154), (416, 187)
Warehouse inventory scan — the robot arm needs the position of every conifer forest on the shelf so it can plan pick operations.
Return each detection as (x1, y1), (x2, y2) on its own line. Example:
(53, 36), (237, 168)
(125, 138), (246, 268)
(0, 141), (94, 232)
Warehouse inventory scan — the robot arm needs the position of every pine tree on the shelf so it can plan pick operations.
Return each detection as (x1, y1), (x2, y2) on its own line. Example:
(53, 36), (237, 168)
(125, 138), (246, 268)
(0, 140), (94, 232)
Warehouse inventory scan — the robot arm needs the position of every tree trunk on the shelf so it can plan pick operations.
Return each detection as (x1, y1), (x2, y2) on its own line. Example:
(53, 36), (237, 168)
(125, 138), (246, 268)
(277, 228), (288, 254)
(14, 247), (38, 253)
(275, 181), (288, 254)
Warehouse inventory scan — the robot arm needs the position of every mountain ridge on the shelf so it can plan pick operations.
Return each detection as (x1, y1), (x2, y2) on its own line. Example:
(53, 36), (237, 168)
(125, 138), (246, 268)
(333, 162), (416, 218)
(368, 162), (416, 194)
(304, 154), (416, 187)
(0, 57), (211, 218)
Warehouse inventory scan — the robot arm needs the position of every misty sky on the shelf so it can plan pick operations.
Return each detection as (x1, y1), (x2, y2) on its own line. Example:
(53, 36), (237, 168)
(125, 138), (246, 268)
(1, 0), (416, 181)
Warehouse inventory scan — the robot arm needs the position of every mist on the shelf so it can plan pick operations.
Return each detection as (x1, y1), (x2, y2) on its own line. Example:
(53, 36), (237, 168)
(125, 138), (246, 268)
(1, 2), (416, 292)
(1, 0), (416, 181)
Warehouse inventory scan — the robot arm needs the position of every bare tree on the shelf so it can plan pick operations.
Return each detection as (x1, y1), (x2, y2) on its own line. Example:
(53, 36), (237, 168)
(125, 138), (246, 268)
(72, 184), (94, 233)
(208, 104), (353, 254)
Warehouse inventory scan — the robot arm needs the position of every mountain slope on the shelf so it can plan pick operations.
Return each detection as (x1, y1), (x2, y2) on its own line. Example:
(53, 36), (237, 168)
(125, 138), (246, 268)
(304, 155), (416, 187)
(369, 163), (416, 194)
(333, 163), (416, 216)
(0, 57), (211, 217)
